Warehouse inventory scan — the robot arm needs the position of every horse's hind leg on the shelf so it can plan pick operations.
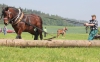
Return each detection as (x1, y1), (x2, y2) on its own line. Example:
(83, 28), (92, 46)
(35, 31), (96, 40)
(34, 29), (39, 40)
(37, 25), (43, 40)
(39, 30), (43, 40)
(34, 35), (38, 40)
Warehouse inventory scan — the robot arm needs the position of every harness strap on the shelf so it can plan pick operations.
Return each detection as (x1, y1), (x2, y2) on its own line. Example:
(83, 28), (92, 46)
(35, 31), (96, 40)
(14, 12), (24, 25)
(22, 16), (31, 26)
(14, 9), (21, 22)
(8, 9), (22, 24)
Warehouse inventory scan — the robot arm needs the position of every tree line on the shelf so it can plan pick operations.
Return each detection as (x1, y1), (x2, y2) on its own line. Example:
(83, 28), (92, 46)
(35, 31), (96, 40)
(0, 4), (87, 26)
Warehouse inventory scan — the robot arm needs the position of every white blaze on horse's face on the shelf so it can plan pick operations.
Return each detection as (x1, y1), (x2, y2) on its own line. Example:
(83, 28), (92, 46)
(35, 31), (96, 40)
(3, 10), (11, 25)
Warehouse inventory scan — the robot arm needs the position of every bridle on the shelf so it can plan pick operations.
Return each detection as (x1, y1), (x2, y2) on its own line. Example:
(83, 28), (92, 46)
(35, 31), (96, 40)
(3, 8), (24, 25)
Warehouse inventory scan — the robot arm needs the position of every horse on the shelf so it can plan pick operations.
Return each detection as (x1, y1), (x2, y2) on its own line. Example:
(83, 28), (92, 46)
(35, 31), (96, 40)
(57, 27), (68, 37)
(1, 7), (43, 40)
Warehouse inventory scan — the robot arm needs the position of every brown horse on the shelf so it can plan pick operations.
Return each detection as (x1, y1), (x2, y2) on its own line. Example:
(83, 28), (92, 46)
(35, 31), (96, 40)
(57, 27), (68, 37)
(1, 7), (43, 40)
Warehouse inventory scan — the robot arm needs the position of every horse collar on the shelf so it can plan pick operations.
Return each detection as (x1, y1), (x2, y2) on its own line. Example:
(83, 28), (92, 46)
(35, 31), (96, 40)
(14, 12), (24, 25)
(11, 9), (24, 25)
(14, 9), (21, 22)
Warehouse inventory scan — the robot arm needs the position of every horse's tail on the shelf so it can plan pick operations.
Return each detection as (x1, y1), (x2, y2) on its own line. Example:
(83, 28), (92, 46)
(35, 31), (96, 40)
(39, 16), (43, 30)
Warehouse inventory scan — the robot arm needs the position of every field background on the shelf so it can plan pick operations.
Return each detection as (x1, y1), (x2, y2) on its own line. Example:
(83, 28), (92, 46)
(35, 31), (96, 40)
(0, 24), (87, 33)
(0, 24), (100, 62)
(0, 24), (88, 40)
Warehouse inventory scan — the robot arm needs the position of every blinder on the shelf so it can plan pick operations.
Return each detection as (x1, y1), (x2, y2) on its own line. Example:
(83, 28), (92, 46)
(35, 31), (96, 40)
(3, 10), (12, 24)
(3, 8), (23, 25)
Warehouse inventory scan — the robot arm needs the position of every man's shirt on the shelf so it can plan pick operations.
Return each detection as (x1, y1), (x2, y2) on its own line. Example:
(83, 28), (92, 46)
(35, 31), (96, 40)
(89, 20), (98, 30)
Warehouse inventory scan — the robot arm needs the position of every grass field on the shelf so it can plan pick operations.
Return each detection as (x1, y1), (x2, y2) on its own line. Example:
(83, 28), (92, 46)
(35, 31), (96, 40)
(0, 25), (100, 62)
(0, 24), (88, 40)
(0, 33), (88, 40)
(0, 24), (87, 34)
(0, 47), (100, 62)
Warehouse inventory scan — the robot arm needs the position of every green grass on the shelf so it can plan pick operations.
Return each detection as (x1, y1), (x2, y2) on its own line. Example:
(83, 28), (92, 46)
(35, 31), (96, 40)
(0, 47), (100, 62)
(0, 24), (87, 34)
(0, 32), (98, 62)
(0, 33), (88, 40)
(0, 25), (100, 62)
(0, 33), (33, 40)
(0, 24), (88, 40)
(44, 26), (86, 34)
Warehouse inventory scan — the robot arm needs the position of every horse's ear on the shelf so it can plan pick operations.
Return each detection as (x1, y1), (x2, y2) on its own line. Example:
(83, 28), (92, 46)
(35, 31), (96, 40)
(20, 8), (22, 11)
(19, 7), (22, 11)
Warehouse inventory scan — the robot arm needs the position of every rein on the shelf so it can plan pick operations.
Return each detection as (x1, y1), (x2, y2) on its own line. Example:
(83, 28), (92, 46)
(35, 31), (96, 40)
(23, 20), (56, 41)
(12, 9), (24, 25)
(6, 8), (24, 25)
(2, 7), (56, 40)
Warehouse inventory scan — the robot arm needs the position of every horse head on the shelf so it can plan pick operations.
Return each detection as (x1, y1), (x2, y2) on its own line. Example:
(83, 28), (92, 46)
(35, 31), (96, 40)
(1, 6), (23, 25)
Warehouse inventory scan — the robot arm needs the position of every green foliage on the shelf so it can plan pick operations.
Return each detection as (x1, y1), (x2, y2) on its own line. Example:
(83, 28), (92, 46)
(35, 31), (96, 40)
(0, 4), (87, 26)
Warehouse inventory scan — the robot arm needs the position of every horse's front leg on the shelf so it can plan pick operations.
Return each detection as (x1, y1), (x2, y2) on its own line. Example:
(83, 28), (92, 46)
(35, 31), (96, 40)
(16, 34), (22, 39)
(33, 28), (39, 40)
(57, 33), (59, 38)
(62, 32), (66, 38)
(16, 28), (22, 39)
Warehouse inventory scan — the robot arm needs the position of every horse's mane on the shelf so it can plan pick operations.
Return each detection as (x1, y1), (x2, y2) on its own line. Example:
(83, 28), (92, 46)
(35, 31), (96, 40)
(2, 6), (20, 15)
(2, 7), (8, 14)
(2, 7), (15, 12)
(4, 7), (17, 10)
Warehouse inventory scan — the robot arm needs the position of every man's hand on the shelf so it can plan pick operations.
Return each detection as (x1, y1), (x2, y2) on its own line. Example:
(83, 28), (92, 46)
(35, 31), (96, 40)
(84, 23), (89, 26)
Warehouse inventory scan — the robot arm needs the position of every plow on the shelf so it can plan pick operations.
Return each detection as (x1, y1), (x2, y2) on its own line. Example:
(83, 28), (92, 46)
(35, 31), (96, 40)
(0, 39), (100, 47)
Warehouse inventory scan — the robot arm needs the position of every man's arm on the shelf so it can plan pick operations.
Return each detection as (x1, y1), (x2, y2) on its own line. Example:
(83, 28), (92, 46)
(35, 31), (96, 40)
(84, 23), (94, 26)
(87, 23), (95, 26)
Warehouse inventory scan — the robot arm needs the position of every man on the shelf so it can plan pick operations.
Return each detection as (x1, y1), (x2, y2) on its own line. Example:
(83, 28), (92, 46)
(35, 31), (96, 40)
(84, 15), (98, 40)
(3, 26), (7, 35)
(44, 27), (47, 37)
